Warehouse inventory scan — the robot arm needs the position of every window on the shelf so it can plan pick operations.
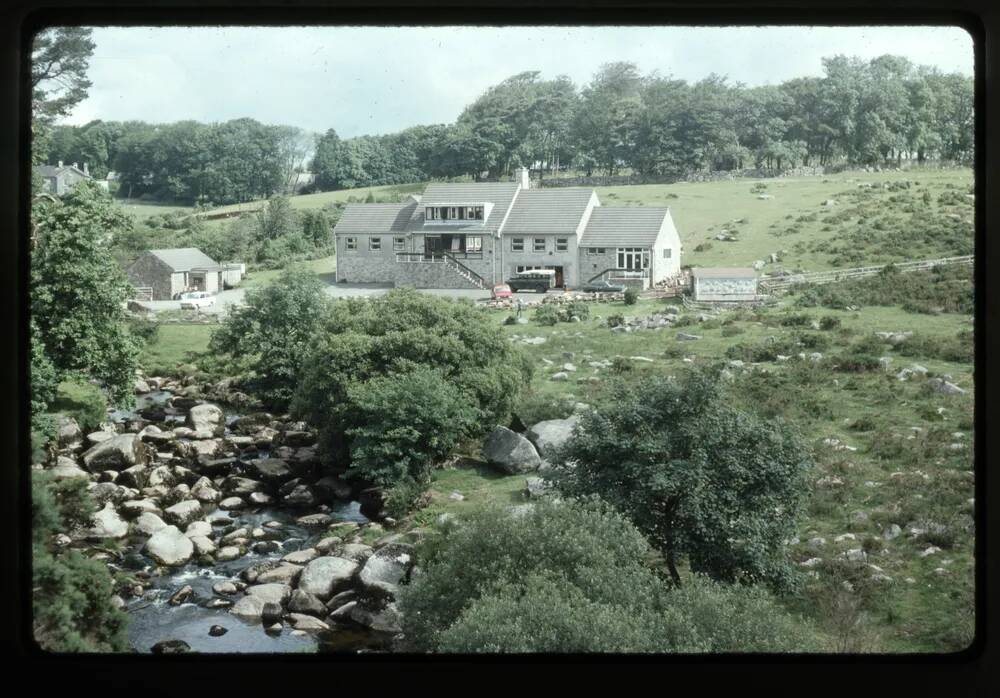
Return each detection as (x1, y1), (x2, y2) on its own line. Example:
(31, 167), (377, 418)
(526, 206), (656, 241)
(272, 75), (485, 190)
(663, 248), (672, 259)
(345, 237), (357, 251)
(556, 237), (568, 252)
(426, 208), (440, 220)
(394, 237), (406, 251)
(587, 247), (606, 255)
(617, 247), (649, 270)
(466, 236), (482, 252)
(533, 238), (546, 252)
(370, 236), (382, 251)
(511, 237), (524, 252)
(474, 206), (484, 220)
(449, 206), (459, 220)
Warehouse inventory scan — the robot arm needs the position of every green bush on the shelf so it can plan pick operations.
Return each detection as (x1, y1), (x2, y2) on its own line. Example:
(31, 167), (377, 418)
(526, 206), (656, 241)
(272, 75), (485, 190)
(292, 289), (533, 482)
(819, 316), (842, 331)
(780, 313), (813, 327)
(721, 324), (745, 337)
(623, 288), (639, 305)
(611, 357), (634, 373)
(606, 313), (625, 328)
(515, 393), (577, 425)
(345, 368), (478, 490)
(49, 380), (109, 434)
(894, 331), (973, 364)
(563, 301), (590, 321)
(532, 304), (560, 326)
(210, 267), (330, 410)
(32, 472), (129, 652)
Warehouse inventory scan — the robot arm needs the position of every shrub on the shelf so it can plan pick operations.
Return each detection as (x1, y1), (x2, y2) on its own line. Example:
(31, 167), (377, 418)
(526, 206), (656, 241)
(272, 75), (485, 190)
(533, 304), (560, 326)
(49, 380), (109, 434)
(606, 313), (625, 328)
(894, 331), (973, 364)
(344, 367), (478, 490)
(694, 242), (713, 252)
(550, 369), (812, 590)
(292, 289), (533, 483)
(819, 316), (842, 331)
(563, 301), (590, 321)
(623, 288), (639, 305)
(32, 472), (129, 652)
(210, 267), (329, 410)
(781, 313), (814, 327)
(611, 357), (634, 373)
(515, 393), (577, 425)
(721, 325), (744, 337)
(502, 315), (517, 326)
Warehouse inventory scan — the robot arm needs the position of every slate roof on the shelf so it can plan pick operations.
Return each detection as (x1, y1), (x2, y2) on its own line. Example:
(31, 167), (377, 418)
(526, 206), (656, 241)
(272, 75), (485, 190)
(579, 207), (671, 247)
(502, 188), (595, 235)
(35, 164), (88, 178)
(406, 182), (520, 233)
(148, 248), (220, 271)
(691, 267), (758, 279)
(333, 201), (418, 235)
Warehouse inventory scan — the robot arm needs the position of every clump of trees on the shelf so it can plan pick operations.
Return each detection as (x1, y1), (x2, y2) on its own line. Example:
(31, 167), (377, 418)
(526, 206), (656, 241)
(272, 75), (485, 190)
(289, 290), (533, 505)
(550, 369), (813, 590)
(399, 498), (820, 652)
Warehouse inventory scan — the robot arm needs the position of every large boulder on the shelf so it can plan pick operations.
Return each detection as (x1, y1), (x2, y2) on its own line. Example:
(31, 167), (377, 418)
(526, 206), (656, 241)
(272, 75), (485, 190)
(482, 426), (542, 474)
(49, 456), (89, 481)
(134, 512), (168, 536)
(56, 416), (83, 448)
(145, 525), (194, 566)
(245, 583), (292, 606)
(163, 500), (203, 527)
(82, 434), (152, 472)
(88, 502), (129, 539)
(358, 543), (414, 599)
(187, 403), (224, 435)
(348, 601), (403, 634)
(298, 556), (358, 600)
(288, 589), (327, 617)
(229, 594), (266, 619)
(525, 416), (580, 460)
(221, 476), (265, 497)
(314, 476), (352, 500)
(249, 458), (293, 485)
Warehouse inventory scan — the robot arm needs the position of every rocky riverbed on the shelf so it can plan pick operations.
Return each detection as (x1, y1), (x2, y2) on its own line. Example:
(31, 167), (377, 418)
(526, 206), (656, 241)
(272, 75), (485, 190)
(39, 375), (418, 654)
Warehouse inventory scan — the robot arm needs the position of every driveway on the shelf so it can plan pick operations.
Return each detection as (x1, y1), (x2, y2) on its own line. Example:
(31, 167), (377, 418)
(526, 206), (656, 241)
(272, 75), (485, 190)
(138, 282), (571, 315)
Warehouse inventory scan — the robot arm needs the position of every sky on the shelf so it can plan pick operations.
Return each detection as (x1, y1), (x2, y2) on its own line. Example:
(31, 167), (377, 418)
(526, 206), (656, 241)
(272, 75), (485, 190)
(62, 25), (974, 139)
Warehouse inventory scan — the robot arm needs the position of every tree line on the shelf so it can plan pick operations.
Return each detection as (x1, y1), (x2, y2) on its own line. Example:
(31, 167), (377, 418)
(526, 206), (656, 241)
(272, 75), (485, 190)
(40, 54), (972, 205)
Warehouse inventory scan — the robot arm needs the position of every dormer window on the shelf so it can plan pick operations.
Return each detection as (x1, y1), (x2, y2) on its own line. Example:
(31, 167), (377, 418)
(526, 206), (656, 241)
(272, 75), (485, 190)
(424, 204), (488, 225)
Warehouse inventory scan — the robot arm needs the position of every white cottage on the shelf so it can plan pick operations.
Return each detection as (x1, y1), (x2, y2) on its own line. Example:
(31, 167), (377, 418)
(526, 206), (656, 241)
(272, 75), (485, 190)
(690, 267), (759, 302)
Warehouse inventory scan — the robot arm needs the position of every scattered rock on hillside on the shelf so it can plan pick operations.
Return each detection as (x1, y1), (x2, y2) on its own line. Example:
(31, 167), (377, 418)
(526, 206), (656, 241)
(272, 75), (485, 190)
(482, 426), (542, 474)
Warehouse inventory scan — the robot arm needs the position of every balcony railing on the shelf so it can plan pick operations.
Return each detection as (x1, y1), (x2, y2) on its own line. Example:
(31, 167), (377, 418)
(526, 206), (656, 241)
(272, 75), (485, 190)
(395, 251), (484, 262)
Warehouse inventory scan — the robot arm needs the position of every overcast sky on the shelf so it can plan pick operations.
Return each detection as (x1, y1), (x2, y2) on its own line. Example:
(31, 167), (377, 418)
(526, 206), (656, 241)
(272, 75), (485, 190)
(63, 25), (974, 139)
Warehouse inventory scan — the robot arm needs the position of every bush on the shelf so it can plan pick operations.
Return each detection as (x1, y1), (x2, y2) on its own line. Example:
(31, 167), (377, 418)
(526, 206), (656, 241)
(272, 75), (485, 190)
(623, 287), (639, 305)
(401, 499), (820, 653)
(533, 304), (560, 326)
(210, 267), (329, 410)
(780, 313), (814, 327)
(563, 301), (590, 321)
(721, 325), (744, 337)
(894, 331), (973, 364)
(32, 472), (129, 652)
(606, 313), (625, 328)
(515, 393), (577, 426)
(49, 380), (109, 434)
(611, 357), (634, 373)
(819, 316), (842, 331)
(292, 289), (533, 484)
(502, 315), (517, 326)
(693, 242), (713, 252)
(345, 368), (478, 490)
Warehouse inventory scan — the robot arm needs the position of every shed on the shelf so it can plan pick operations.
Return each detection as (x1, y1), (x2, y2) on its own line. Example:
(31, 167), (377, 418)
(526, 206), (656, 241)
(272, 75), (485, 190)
(125, 248), (244, 300)
(690, 267), (758, 302)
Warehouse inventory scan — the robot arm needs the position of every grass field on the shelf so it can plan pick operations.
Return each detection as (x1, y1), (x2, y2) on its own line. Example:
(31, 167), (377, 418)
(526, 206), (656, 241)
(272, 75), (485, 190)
(237, 254), (337, 291)
(114, 198), (195, 220)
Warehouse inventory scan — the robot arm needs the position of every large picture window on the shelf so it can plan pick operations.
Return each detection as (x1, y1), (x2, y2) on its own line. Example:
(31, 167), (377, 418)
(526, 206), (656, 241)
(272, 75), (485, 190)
(617, 247), (649, 270)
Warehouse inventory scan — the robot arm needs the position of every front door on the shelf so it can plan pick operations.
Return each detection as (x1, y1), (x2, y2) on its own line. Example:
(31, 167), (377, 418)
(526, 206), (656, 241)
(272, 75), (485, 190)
(424, 236), (443, 259)
(553, 266), (564, 288)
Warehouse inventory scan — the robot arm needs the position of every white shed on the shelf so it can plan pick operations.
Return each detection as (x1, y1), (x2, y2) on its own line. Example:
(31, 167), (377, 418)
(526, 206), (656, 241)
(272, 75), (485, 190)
(691, 267), (759, 302)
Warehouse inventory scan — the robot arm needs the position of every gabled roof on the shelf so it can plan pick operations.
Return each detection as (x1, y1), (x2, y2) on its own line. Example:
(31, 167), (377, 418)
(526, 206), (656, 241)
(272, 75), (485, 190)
(148, 248), (219, 272)
(691, 267), (758, 279)
(333, 201), (418, 235)
(406, 182), (520, 233)
(579, 207), (672, 247)
(502, 188), (595, 235)
(36, 164), (89, 179)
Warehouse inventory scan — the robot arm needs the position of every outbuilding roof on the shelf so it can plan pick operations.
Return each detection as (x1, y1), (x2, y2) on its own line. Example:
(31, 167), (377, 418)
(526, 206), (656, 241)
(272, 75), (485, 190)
(690, 267), (759, 279)
(502, 188), (595, 235)
(333, 202), (418, 235)
(148, 248), (220, 272)
(579, 207), (672, 247)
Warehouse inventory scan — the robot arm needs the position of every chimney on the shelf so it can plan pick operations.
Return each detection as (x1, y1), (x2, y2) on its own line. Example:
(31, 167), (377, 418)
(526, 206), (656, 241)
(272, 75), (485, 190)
(516, 166), (530, 190)
(83, 162), (90, 176)
(72, 162), (78, 170)
(57, 160), (63, 168)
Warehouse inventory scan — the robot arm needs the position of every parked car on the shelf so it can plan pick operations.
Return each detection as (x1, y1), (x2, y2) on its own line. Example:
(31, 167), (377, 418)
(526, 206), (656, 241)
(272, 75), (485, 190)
(491, 283), (513, 299)
(580, 279), (626, 293)
(507, 269), (556, 293)
(179, 291), (215, 309)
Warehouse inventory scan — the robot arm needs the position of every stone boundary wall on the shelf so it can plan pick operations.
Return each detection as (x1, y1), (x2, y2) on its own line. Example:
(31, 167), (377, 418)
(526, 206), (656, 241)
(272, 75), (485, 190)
(536, 166), (829, 188)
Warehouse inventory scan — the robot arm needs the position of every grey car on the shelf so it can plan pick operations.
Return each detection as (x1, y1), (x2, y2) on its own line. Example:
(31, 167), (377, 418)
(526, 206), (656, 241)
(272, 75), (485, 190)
(580, 279), (625, 293)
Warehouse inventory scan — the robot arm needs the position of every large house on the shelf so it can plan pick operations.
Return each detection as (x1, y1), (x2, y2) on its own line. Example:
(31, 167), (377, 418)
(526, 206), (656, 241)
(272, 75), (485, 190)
(35, 161), (93, 196)
(332, 168), (682, 290)
(125, 248), (245, 300)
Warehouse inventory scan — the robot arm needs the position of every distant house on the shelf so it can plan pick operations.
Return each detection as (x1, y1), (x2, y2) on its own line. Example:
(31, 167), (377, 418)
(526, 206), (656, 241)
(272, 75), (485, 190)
(125, 247), (245, 300)
(690, 267), (759, 302)
(35, 161), (93, 196)
(332, 167), (682, 290)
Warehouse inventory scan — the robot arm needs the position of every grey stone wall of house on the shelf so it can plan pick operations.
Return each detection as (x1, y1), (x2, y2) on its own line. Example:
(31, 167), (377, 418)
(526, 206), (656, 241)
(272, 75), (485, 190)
(52, 169), (90, 195)
(336, 233), (497, 287)
(394, 262), (483, 289)
(693, 277), (758, 301)
(502, 234), (580, 286)
(579, 247), (620, 284)
(126, 254), (175, 300)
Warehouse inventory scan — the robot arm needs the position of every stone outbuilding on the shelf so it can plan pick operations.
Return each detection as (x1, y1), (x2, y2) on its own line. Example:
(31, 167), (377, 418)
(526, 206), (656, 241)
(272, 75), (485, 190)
(35, 161), (93, 196)
(125, 248), (245, 300)
(690, 267), (759, 302)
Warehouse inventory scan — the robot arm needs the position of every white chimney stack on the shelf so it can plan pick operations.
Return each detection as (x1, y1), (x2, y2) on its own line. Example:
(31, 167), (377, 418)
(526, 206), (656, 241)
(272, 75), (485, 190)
(72, 162), (78, 170)
(57, 160), (63, 168)
(83, 162), (90, 176)
(516, 166), (530, 190)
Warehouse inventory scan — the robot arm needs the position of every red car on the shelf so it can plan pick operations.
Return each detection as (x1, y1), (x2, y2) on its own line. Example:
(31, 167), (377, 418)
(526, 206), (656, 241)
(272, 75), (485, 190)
(491, 283), (513, 299)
